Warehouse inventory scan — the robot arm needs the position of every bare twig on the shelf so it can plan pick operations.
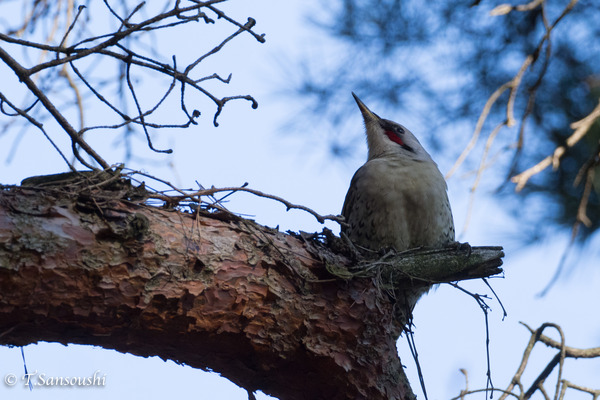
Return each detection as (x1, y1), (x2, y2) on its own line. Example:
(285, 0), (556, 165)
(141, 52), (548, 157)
(461, 120), (506, 235)
(165, 185), (343, 225)
(520, 322), (600, 358)
(57, 4), (86, 50)
(123, 169), (344, 225)
(496, 322), (599, 400)
(448, 282), (495, 395)
(511, 100), (600, 191)
(0, 0), (266, 166)
(451, 388), (521, 400)
(575, 148), (599, 227)
(0, 92), (74, 170)
(459, 369), (469, 400)
(405, 329), (429, 400)
(446, 55), (533, 180)
(559, 381), (600, 400)
(0, 44), (109, 169)
(450, 0), (586, 238)
(124, 56), (172, 154)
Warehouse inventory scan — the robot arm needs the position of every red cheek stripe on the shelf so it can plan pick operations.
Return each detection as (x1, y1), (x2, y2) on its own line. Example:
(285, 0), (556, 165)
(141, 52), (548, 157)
(384, 130), (405, 146)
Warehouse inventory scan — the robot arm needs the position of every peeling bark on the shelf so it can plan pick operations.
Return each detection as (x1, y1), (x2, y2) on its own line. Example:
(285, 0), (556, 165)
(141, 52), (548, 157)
(0, 178), (503, 400)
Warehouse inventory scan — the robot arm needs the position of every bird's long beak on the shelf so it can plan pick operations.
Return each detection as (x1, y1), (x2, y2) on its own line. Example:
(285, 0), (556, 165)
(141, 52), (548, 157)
(352, 92), (380, 123)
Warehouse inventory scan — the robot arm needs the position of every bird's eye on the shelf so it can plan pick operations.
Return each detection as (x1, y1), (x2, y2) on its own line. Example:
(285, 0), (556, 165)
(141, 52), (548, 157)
(396, 126), (405, 135)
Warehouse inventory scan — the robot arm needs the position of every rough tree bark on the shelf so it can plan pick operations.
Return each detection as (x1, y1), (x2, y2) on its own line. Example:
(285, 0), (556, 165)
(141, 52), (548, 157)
(0, 174), (503, 400)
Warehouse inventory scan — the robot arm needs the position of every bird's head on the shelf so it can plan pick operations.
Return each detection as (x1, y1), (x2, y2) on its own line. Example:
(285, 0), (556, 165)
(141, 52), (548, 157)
(352, 92), (433, 162)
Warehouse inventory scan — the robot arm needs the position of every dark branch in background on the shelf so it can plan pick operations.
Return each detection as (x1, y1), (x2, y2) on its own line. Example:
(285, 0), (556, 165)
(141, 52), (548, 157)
(460, 5), (600, 287)
(448, 0), (584, 236)
(0, 0), (265, 169)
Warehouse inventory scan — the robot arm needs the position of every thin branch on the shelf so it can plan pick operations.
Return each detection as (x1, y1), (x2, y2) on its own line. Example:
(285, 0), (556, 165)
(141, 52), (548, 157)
(123, 169), (342, 225)
(524, 324), (565, 400)
(405, 330), (429, 400)
(60, 66), (85, 130)
(186, 16), (257, 72)
(0, 0), (266, 165)
(451, 388), (521, 400)
(483, 277), (507, 320)
(206, 5), (266, 43)
(449, 0), (583, 243)
(461, 120), (506, 236)
(499, 323), (567, 400)
(574, 144), (600, 227)
(0, 44), (109, 169)
(153, 184), (345, 225)
(511, 99), (600, 191)
(448, 282), (495, 395)
(0, 92), (74, 171)
(446, 55), (533, 179)
(124, 55), (172, 154)
(559, 381), (600, 400)
(576, 167), (594, 227)
(57, 5), (86, 50)
(520, 322), (600, 358)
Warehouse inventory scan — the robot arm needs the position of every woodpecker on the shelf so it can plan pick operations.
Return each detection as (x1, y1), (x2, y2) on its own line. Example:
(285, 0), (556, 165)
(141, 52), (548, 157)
(342, 93), (455, 318)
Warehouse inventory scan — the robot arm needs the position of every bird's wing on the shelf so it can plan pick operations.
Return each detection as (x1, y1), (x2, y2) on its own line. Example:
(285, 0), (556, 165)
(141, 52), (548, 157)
(341, 167), (364, 233)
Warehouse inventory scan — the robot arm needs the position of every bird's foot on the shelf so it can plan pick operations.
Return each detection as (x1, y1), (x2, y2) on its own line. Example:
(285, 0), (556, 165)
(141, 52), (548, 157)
(450, 241), (472, 256)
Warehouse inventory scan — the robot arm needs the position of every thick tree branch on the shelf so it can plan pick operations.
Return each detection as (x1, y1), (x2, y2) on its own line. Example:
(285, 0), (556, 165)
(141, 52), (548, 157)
(0, 175), (503, 399)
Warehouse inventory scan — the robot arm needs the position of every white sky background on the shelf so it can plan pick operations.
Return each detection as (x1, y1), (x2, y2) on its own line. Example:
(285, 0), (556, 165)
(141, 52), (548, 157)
(1, 1), (600, 399)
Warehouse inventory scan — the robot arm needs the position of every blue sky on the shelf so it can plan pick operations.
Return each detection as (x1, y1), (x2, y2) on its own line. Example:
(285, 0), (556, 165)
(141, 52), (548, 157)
(1, 1), (599, 399)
